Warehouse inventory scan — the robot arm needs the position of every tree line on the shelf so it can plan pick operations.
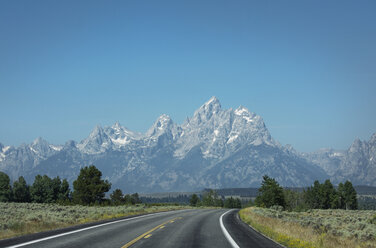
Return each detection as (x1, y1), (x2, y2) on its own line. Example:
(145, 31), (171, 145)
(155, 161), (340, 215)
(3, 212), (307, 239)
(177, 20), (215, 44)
(189, 190), (242, 208)
(254, 175), (358, 211)
(0, 165), (141, 206)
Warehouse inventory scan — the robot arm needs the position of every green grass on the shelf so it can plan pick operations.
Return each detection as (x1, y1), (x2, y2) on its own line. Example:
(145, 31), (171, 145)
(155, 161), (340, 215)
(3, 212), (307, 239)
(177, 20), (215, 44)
(239, 207), (376, 248)
(0, 202), (190, 240)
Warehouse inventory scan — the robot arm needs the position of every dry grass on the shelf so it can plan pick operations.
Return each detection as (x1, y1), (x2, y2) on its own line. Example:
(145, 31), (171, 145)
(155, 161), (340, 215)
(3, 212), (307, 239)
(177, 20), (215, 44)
(0, 202), (190, 240)
(239, 207), (376, 248)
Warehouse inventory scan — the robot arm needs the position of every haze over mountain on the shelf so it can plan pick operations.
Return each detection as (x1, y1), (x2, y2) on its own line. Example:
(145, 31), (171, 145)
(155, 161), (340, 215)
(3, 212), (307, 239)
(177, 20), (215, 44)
(0, 97), (375, 192)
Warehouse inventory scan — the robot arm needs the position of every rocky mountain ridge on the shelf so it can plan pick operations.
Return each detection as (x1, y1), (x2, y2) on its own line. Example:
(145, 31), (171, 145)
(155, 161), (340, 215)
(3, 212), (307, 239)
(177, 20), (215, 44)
(1, 97), (375, 192)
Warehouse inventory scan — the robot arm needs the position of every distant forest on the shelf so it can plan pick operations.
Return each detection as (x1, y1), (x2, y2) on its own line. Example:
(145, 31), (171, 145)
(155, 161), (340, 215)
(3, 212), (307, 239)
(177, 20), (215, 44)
(141, 185), (376, 210)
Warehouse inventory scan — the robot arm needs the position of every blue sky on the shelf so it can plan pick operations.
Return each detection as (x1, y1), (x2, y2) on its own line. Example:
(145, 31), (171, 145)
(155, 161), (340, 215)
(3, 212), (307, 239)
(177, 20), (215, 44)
(0, 0), (375, 152)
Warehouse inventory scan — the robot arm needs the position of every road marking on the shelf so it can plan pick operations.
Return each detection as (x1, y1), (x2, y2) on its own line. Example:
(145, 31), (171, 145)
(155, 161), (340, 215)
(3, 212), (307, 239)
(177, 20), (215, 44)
(159, 226), (165, 229)
(5, 210), (188, 248)
(121, 217), (181, 248)
(220, 210), (240, 248)
(144, 234), (152, 239)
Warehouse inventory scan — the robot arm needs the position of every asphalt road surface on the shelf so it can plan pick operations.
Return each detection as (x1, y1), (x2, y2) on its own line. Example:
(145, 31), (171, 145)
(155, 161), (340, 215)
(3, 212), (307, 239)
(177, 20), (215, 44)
(1, 209), (283, 248)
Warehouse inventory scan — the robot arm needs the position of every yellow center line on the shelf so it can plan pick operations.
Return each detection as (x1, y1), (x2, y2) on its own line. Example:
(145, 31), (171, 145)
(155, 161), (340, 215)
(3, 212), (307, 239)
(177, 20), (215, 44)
(144, 234), (152, 239)
(121, 217), (181, 248)
(159, 226), (165, 229)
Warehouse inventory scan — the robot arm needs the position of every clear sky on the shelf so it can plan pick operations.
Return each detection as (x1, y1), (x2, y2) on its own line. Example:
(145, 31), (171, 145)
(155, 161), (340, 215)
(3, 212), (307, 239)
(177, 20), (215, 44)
(0, 0), (375, 152)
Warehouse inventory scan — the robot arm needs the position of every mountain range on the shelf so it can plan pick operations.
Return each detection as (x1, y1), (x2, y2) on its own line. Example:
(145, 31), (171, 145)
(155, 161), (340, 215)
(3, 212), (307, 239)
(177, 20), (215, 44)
(1, 97), (375, 192)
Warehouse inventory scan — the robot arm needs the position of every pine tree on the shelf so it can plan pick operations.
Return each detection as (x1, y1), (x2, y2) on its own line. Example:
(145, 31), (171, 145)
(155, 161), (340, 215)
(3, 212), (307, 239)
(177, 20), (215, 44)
(131, 193), (141, 204)
(0, 171), (12, 202)
(58, 179), (70, 202)
(51, 176), (62, 202)
(189, 194), (200, 206)
(255, 175), (286, 208)
(30, 175), (55, 203)
(13, 176), (30, 202)
(110, 189), (124, 205)
(224, 197), (235, 208)
(337, 182), (346, 209)
(343, 180), (358, 210)
(321, 179), (336, 209)
(235, 198), (242, 208)
(72, 165), (111, 205)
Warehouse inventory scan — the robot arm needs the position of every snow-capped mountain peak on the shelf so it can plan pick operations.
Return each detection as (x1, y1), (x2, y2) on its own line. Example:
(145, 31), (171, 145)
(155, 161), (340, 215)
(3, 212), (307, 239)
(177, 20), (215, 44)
(234, 106), (257, 123)
(30, 137), (52, 154)
(192, 96), (221, 123)
(106, 122), (140, 146)
(77, 125), (113, 154)
(1, 97), (375, 192)
(112, 121), (122, 130)
(146, 114), (174, 136)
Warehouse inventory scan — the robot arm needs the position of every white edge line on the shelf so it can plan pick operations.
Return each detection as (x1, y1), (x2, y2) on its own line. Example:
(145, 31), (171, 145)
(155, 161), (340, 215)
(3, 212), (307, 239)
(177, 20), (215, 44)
(239, 215), (286, 248)
(219, 209), (240, 248)
(6, 209), (189, 248)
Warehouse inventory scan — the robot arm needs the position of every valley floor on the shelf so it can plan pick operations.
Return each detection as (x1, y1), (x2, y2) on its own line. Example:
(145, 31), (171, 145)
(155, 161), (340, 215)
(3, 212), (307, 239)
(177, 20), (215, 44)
(239, 207), (376, 248)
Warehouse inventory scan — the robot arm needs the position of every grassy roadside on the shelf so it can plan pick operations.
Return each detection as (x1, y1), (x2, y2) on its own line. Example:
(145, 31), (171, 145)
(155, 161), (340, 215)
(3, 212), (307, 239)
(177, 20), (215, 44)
(239, 207), (376, 248)
(0, 202), (191, 240)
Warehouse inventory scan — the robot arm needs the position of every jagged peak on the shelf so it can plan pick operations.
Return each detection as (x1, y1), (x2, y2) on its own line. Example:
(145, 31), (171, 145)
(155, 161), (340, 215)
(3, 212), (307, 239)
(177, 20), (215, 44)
(234, 105), (251, 116)
(157, 114), (172, 122)
(32, 137), (48, 144)
(89, 125), (105, 136)
(113, 121), (121, 129)
(193, 97), (222, 122)
(349, 137), (363, 152)
(152, 114), (173, 128)
(202, 96), (221, 110)
(206, 96), (220, 105)
(146, 114), (174, 136)
(31, 137), (50, 148)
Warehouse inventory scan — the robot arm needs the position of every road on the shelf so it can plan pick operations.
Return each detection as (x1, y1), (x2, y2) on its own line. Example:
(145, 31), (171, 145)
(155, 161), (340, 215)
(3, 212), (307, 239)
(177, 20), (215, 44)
(1, 209), (283, 248)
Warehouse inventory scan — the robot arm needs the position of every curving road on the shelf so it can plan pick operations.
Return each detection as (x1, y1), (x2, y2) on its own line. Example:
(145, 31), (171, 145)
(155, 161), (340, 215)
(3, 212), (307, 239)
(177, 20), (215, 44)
(1, 209), (282, 248)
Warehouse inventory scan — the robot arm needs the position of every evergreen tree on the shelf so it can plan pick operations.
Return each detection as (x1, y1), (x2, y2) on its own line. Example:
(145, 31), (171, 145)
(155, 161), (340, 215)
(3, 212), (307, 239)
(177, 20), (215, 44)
(202, 190), (215, 206)
(124, 194), (132, 204)
(0, 171), (12, 202)
(224, 197), (242, 208)
(304, 180), (357, 210)
(321, 179), (336, 209)
(224, 197), (235, 208)
(189, 194), (200, 207)
(30, 175), (54, 203)
(235, 198), (242, 208)
(131, 193), (141, 204)
(202, 190), (222, 207)
(255, 175), (286, 208)
(51, 176), (62, 202)
(110, 189), (124, 205)
(12, 176), (30, 202)
(72, 165), (111, 205)
(343, 180), (358, 210)
(58, 179), (70, 202)
(304, 180), (323, 209)
(283, 189), (306, 211)
(337, 182), (346, 209)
